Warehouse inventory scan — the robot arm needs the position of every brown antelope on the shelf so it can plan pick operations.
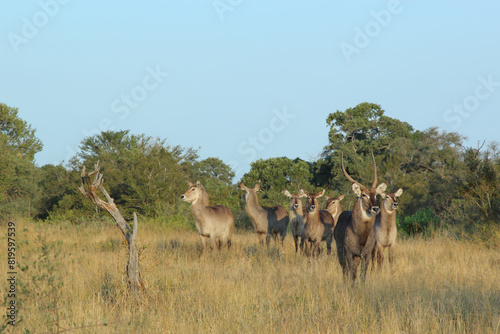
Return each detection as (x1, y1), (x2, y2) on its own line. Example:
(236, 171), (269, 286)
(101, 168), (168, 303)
(282, 189), (307, 252)
(324, 194), (345, 228)
(372, 188), (403, 269)
(181, 181), (234, 251)
(240, 182), (289, 246)
(303, 189), (335, 257)
(333, 152), (386, 282)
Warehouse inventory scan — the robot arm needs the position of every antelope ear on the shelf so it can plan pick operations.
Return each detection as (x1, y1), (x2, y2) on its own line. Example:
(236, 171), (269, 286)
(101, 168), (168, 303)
(282, 189), (292, 197)
(318, 189), (325, 198)
(395, 188), (403, 197)
(338, 194), (345, 201)
(196, 180), (202, 188)
(188, 181), (193, 187)
(376, 183), (387, 196)
(299, 188), (307, 198)
(239, 182), (246, 190)
(352, 183), (362, 197)
(254, 183), (261, 191)
(324, 195), (330, 200)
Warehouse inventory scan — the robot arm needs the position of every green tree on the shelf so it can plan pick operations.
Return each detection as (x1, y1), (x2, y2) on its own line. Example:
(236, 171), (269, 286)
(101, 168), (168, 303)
(0, 139), (40, 219)
(0, 103), (43, 160)
(315, 102), (467, 221)
(439, 145), (500, 244)
(0, 104), (42, 220)
(36, 164), (88, 221)
(315, 103), (414, 192)
(240, 157), (312, 207)
(325, 102), (413, 155)
(192, 157), (235, 185)
(66, 130), (199, 219)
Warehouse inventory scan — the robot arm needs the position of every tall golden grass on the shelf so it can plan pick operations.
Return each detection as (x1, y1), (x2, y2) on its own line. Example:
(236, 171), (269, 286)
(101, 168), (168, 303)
(1, 219), (499, 333)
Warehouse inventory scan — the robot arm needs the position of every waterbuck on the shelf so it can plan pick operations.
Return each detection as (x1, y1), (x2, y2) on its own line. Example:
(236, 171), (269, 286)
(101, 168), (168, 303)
(303, 189), (335, 257)
(324, 194), (345, 229)
(240, 182), (289, 246)
(334, 153), (386, 282)
(282, 189), (307, 252)
(181, 181), (234, 251)
(372, 188), (403, 269)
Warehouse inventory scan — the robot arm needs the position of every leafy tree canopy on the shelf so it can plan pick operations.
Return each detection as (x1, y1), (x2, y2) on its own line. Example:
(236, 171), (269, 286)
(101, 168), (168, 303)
(311, 103), (468, 219)
(68, 130), (200, 217)
(315, 103), (414, 190)
(325, 102), (414, 154)
(0, 103), (43, 161)
(241, 157), (312, 207)
(0, 103), (41, 220)
(192, 157), (235, 186)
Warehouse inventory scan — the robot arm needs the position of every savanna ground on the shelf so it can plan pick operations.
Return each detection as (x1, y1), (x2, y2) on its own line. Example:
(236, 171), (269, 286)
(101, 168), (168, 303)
(1, 219), (500, 334)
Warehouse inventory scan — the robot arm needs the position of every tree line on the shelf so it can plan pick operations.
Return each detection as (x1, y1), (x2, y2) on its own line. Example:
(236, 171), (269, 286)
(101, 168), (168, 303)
(1, 102), (499, 244)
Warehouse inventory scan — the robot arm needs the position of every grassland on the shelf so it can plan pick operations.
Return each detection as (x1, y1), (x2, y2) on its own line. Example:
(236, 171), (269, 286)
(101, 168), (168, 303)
(1, 219), (499, 333)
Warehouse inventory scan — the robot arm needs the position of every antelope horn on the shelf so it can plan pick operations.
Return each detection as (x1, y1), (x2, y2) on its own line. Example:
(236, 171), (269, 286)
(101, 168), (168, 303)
(341, 152), (359, 185)
(371, 151), (378, 190)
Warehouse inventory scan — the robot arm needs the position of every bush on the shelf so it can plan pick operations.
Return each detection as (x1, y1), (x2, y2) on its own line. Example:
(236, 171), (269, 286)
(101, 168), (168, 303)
(398, 208), (439, 236)
(234, 208), (254, 231)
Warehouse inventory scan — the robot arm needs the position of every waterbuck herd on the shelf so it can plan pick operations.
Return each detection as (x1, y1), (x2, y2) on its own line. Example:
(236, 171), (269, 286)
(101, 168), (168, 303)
(181, 152), (402, 282)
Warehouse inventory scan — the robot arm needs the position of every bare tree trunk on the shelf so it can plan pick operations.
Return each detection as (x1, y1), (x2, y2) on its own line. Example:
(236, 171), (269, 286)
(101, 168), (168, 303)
(77, 162), (145, 297)
(127, 212), (142, 297)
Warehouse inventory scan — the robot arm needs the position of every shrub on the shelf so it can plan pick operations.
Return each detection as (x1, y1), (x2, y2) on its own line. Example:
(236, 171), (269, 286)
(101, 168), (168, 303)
(398, 208), (439, 236)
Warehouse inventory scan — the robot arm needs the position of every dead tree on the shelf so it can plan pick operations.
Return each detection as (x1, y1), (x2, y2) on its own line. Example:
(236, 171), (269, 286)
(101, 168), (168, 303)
(77, 161), (145, 297)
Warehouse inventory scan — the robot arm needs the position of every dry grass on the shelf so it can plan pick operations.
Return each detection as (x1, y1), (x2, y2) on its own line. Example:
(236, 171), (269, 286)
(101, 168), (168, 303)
(1, 219), (500, 333)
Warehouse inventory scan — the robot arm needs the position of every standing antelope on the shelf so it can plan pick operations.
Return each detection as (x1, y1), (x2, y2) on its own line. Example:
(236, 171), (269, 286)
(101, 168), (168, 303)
(303, 189), (335, 257)
(325, 194), (345, 228)
(372, 188), (403, 269)
(240, 182), (289, 246)
(334, 153), (386, 282)
(181, 181), (234, 251)
(282, 189), (307, 252)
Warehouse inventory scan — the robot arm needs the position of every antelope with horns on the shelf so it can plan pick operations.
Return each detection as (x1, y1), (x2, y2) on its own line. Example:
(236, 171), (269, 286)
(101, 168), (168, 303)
(181, 181), (234, 251)
(240, 182), (289, 246)
(333, 152), (386, 282)
(282, 189), (307, 252)
(325, 194), (345, 229)
(303, 189), (335, 257)
(372, 188), (403, 269)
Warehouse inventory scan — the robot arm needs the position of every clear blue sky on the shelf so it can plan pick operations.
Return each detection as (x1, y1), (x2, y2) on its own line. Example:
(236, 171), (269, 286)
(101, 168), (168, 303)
(1, 1), (499, 180)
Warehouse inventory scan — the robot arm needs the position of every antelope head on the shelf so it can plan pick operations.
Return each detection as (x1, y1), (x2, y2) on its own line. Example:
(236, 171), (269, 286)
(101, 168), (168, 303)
(181, 180), (204, 204)
(303, 189), (325, 214)
(382, 188), (403, 213)
(239, 182), (260, 202)
(341, 152), (386, 217)
(282, 189), (307, 212)
(325, 194), (345, 217)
